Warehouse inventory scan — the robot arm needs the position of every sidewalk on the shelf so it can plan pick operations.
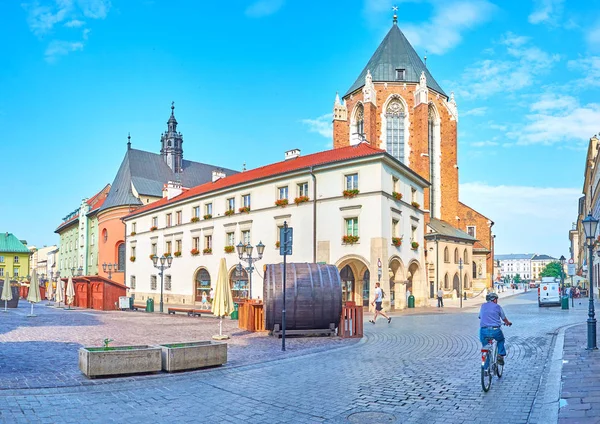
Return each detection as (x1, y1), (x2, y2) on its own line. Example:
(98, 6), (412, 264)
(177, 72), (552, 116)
(560, 318), (600, 423)
(428, 287), (527, 310)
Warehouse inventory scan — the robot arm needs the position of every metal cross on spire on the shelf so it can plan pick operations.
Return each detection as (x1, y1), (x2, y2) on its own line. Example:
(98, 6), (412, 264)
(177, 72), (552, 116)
(392, 5), (398, 24)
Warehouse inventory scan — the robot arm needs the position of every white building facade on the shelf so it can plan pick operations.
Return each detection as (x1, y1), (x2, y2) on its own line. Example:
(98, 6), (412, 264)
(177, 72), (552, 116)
(495, 254), (533, 281)
(123, 144), (429, 310)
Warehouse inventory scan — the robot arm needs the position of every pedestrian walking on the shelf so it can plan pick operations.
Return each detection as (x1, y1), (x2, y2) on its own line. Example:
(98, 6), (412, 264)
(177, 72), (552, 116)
(369, 282), (391, 324)
(437, 288), (444, 307)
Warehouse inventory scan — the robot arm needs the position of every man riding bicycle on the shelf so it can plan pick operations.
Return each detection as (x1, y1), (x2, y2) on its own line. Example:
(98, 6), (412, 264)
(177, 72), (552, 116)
(479, 292), (512, 365)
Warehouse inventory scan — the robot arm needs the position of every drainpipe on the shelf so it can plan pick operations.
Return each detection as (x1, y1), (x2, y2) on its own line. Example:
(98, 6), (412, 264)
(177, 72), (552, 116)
(310, 167), (317, 263)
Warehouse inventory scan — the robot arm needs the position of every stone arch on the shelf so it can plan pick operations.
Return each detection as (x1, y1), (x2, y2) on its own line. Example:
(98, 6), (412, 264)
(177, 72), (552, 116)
(336, 255), (370, 305)
(452, 273), (460, 294)
(406, 259), (422, 295)
(193, 266), (211, 303)
(444, 272), (449, 289)
(350, 102), (365, 145)
(388, 256), (406, 310)
(464, 272), (470, 289)
(228, 265), (249, 302)
(454, 248), (459, 263)
(379, 93), (411, 165)
(428, 102), (441, 218)
(444, 247), (449, 262)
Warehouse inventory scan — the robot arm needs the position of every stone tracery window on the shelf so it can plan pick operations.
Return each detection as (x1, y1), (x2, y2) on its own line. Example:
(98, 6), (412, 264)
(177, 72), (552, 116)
(351, 103), (365, 144)
(385, 98), (405, 163)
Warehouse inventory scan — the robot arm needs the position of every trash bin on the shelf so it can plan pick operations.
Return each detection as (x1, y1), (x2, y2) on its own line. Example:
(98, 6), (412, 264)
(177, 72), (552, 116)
(146, 298), (154, 313)
(561, 295), (569, 310)
(129, 296), (134, 310)
(231, 303), (239, 320)
(408, 295), (415, 308)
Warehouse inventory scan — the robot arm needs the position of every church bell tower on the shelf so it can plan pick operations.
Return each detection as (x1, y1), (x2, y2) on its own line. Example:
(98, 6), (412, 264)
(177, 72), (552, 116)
(160, 102), (184, 173)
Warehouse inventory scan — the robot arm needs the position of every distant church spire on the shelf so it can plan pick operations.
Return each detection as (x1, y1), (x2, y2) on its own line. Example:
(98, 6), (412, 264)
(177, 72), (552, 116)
(160, 102), (184, 173)
(392, 5), (398, 24)
(127, 133), (131, 150)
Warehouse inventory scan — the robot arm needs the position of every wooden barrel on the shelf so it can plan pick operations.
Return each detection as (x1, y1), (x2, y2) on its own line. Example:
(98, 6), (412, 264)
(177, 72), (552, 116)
(264, 263), (342, 331)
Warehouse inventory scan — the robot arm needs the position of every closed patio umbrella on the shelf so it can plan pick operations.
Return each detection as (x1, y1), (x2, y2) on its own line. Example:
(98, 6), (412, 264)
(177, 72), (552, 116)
(211, 257), (235, 340)
(27, 270), (41, 317)
(66, 276), (75, 309)
(46, 279), (54, 301)
(1, 275), (12, 312)
(55, 278), (64, 307)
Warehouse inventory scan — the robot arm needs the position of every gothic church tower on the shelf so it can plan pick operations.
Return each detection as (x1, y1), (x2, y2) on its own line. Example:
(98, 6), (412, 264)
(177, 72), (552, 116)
(160, 102), (184, 173)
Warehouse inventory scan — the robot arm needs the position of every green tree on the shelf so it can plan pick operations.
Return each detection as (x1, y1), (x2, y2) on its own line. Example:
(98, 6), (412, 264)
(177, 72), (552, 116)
(540, 262), (562, 278)
(513, 274), (521, 284)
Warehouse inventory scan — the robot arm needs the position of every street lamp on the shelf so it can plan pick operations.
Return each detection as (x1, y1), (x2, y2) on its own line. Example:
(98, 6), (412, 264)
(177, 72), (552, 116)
(102, 262), (118, 280)
(459, 258), (464, 309)
(582, 213), (598, 350)
(151, 254), (173, 313)
(237, 241), (265, 299)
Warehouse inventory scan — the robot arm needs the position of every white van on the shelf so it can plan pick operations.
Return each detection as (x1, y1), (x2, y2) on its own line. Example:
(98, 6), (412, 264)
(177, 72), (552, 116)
(538, 277), (561, 307)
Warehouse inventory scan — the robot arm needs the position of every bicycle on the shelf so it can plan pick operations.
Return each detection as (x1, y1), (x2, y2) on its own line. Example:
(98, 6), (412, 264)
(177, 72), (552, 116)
(480, 324), (510, 392)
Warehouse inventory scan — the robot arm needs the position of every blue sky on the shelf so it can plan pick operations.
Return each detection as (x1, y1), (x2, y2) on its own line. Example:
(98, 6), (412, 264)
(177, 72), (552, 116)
(1, 0), (598, 257)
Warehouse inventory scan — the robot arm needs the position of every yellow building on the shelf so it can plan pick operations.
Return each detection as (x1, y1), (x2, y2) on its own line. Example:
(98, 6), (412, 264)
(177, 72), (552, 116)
(0, 232), (31, 281)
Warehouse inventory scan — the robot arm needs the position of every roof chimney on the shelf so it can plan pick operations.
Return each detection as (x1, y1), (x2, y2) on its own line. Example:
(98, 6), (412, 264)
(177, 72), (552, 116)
(285, 149), (301, 161)
(212, 170), (226, 182)
(163, 181), (183, 200)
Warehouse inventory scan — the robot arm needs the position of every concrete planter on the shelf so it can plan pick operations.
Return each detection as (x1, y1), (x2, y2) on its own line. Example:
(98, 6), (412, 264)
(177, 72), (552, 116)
(78, 345), (162, 378)
(160, 341), (227, 372)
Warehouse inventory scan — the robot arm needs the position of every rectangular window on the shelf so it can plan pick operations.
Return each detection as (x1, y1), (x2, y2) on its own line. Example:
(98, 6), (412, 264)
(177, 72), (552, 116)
(131, 246), (136, 258)
(278, 186), (288, 200)
(151, 275), (157, 290)
(0, 256), (4, 263)
(392, 219), (399, 237)
(175, 240), (182, 253)
(242, 194), (251, 208)
(165, 241), (172, 255)
(193, 237), (200, 250)
(13, 269), (18, 277)
(467, 226), (476, 238)
(176, 211), (182, 225)
(166, 213), (172, 227)
(411, 226), (417, 242)
(345, 173), (358, 190)
(152, 243), (157, 256)
(392, 177), (399, 192)
(130, 276), (136, 289)
(152, 217), (158, 227)
(298, 182), (309, 197)
(0, 268), (3, 277)
(411, 187), (417, 203)
(226, 232), (235, 246)
(193, 206), (200, 218)
(14, 256), (19, 264)
(227, 198), (235, 211)
(242, 230), (251, 244)
(165, 275), (172, 291)
(204, 235), (212, 250)
(395, 68), (406, 80)
(205, 203), (213, 216)
(132, 223), (137, 233)
(345, 218), (358, 237)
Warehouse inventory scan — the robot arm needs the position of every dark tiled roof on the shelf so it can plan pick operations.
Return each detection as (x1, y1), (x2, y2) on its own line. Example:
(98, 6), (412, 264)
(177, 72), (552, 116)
(532, 254), (556, 261)
(495, 254), (535, 260)
(0, 233), (30, 253)
(99, 149), (238, 212)
(125, 143), (411, 219)
(426, 218), (476, 242)
(345, 23), (446, 97)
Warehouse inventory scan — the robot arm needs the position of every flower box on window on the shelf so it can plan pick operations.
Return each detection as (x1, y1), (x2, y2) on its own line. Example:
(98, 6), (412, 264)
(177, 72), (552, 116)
(411, 241), (419, 250)
(294, 195), (309, 205)
(275, 199), (288, 208)
(342, 235), (359, 245)
(203, 214), (212, 220)
(130, 256), (136, 262)
(392, 191), (402, 201)
(343, 189), (360, 199)
(191, 248), (200, 256)
(163, 253), (170, 258)
(224, 245), (235, 254)
(275, 241), (280, 248)
(149, 254), (155, 260)
(174, 251), (182, 257)
(130, 231), (137, 236)
(224, 210), (234, 217)
(392, 237), (402, 247)
(150, 226), (158, 232)
(411, 201), (420, 209)
(191, 217), (200, 223)
(238, 206), (251, 214)
(202, 248), (212, 255)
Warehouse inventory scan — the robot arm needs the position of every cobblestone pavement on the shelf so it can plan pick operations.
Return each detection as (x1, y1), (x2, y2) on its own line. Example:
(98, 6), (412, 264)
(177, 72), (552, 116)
(0, 292), (590, 423)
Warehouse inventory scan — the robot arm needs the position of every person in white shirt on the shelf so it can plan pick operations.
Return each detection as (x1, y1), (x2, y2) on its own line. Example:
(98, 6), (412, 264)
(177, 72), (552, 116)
(437, 288), (444, 308)
(369, 282), (391, 324)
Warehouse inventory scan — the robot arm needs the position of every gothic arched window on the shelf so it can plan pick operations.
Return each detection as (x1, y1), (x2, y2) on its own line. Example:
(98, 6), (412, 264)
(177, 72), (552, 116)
(385, 98), (405, 163)
(454, 248), (459, 263)
(117, 243), (125, 271)
(444, 247), (449, 263)
(428, 104), (437, 216)
(351, 104), (365, 144)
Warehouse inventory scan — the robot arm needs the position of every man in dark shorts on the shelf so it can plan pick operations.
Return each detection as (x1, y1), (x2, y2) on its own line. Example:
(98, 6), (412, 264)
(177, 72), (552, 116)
(369, 282), (391, 324)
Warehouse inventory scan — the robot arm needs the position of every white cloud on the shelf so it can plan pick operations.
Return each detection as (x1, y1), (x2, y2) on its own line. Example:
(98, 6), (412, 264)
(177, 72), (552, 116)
(456, 33), (559, 99)
(470, 140), (498, 147)
(568, 56), (600, 88)
(489, 123), (507, 131)
(79, 0), (110, 19)
(463, 107), (487, 116)
(530, 93), (578, 112)
(24, 0), (74, 36)
(528, 0), (564, 25)
(44, 40), (84, 62)
(64, 19), (85, 27)
(399, 0), (496, 55)
(245, 0), (285, 18)
(586, 24), (600, 51)
(460, 182), (580, 256)
(301, 114), (333, 139)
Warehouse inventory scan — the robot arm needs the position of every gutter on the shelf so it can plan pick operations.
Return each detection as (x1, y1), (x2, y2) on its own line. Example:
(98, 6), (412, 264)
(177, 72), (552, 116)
(310, 166), (317, 263)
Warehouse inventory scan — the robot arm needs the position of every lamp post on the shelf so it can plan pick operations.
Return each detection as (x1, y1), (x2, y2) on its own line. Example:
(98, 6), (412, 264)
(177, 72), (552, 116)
(377, 258), (382, 282)
(582, 213), (598, 350)
(236, 241), (265, 299)
(102, 262), (118, 280)
(151, 254), (173, 313)
(459, 258), (463, 309)
(560, 255), (566, 300)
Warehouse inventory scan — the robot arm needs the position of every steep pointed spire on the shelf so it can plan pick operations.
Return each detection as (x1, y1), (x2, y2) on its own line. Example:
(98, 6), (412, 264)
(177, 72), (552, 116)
(160, 102), (184, 173)
(335, 92), (341, 106)
(333, 92), (347, 121)
(127, 133), (131, 150)
(344, 23), (446, 97)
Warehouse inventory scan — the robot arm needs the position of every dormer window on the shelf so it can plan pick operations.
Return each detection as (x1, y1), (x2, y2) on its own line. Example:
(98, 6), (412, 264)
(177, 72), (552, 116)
(395, 68), (406, 81)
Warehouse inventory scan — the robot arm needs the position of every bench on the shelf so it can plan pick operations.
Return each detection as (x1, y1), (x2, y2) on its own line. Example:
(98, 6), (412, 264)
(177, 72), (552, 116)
(193, 309), (212, 316)
(168, 307), (198, 316)
(133, 304), (145, 311)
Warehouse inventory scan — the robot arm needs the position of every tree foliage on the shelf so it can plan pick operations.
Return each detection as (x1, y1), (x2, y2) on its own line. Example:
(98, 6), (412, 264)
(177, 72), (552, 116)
(513, 274), (521, 284)
(540, 262), (562, 278)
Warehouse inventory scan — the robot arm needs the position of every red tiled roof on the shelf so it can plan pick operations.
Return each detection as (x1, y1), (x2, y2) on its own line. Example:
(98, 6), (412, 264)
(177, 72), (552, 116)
(55, 184), (111, 232)
(126, 144), (386, 219)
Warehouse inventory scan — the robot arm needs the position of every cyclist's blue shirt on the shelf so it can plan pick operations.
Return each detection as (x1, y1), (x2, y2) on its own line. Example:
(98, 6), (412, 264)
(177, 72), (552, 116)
(479, 302), (506, 327)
